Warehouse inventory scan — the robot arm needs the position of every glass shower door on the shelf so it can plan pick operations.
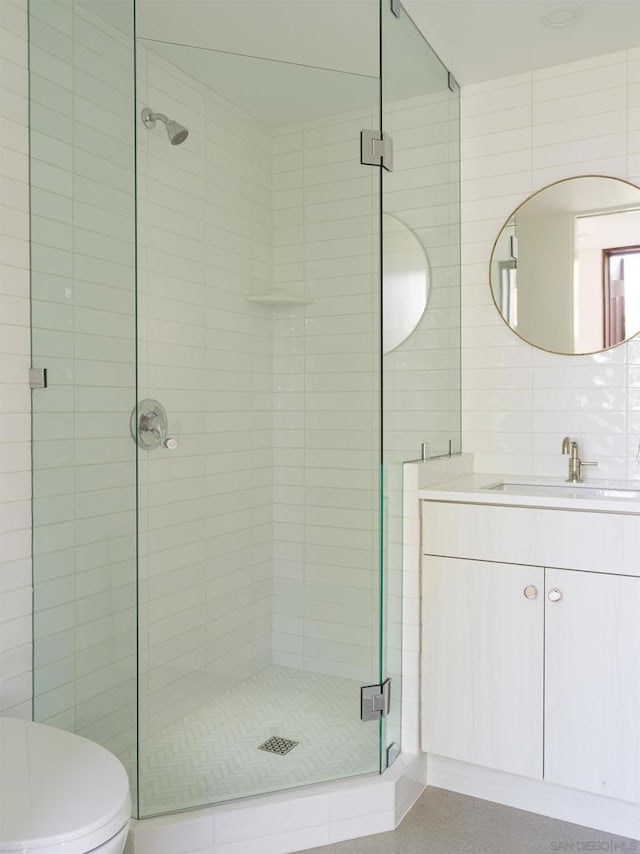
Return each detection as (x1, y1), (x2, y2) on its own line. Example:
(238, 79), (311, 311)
(134, 29), (384, 813)
(380, 0), (462, 758)
(26, 0), (465, 821)
(29, 0), (139, 810)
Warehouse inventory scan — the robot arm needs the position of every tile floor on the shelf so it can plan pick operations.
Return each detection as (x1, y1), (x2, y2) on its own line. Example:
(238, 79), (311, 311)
(300, 787), (640, 853)
(130, 666), (378, 816)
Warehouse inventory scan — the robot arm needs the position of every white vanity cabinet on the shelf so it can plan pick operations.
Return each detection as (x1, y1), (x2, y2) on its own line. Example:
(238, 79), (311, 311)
(421, 500), (640, 807)
(544, 568), (640, 803)
(423, 556), (544, 779)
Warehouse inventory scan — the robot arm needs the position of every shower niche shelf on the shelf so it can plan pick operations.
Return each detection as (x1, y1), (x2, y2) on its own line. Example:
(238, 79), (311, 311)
(246, 291), (313, 307)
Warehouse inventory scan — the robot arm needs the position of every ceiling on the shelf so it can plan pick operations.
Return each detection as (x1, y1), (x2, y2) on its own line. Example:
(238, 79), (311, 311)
(404, 1), (640, 85)
(91, 1), (640, 123)
(146, 40), (379, 126)
(133, 0), (640, 86)
(136, 1), (379, 77)
(135, 0), (446, 126)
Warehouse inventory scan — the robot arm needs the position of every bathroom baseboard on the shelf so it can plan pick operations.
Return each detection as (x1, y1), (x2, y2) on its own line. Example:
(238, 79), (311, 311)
(426, 754), (640, 841)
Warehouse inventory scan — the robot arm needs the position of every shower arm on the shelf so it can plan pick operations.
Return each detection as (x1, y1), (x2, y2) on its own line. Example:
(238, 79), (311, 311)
(142, 109), (168, 129)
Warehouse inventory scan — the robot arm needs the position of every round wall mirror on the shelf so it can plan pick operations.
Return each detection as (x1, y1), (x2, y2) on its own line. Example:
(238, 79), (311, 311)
(489, 175), (640, 355)
(383, 213), (430, 354)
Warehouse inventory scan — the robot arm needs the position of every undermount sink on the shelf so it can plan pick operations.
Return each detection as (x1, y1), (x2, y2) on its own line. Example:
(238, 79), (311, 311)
(483, 481), (640, 500)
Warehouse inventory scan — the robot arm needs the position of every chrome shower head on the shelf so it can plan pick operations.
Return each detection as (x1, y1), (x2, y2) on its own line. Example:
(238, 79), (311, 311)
(164, 118), (189, 146)
(141, 107), (189, 145)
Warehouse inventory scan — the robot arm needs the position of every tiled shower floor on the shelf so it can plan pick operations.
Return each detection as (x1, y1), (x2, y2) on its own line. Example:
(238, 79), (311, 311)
(131, 666), (378, 816)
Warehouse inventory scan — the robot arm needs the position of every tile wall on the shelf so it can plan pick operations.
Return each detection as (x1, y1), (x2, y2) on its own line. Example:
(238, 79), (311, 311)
(0, 0), (31, 719)
(461, 48), (640, 478)
(270, 107), (380, 682)
(384, 90), (461, 462)
(136, 43), (274, 735)
(28, 0), (138, 764)
(269, 84), (460, 695)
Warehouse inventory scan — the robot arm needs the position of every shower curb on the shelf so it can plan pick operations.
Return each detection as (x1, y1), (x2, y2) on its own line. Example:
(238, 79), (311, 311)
(126, 752), (426, 854)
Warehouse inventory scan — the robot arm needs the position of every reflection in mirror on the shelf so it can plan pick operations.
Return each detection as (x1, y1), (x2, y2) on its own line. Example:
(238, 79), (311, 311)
(383, 213), (430, 354)
(490, 175), (640, 355)
(603, 243), (640, 347)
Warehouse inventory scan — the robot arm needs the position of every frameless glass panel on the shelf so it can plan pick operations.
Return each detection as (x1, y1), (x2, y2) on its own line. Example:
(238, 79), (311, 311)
(134, 34), (383, 813)
(29, 0), (138, 812)
(381, 0), (462, 758)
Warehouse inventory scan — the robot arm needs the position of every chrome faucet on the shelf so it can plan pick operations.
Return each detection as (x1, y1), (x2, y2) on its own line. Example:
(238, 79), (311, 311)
(561, 437), (598, 483)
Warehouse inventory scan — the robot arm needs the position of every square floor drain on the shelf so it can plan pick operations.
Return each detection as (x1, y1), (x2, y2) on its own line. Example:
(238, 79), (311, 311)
(258, 736), (299, 756)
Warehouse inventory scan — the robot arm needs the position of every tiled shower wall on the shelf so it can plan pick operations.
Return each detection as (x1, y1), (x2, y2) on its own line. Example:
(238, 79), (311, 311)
(136, 44), (274, 735)
(461, 48), (640, 478)
(270, 88), (460, 684)
(270, 109), (380, 682)
(0, 0), (31, 719)
(28, 0), (138, 762)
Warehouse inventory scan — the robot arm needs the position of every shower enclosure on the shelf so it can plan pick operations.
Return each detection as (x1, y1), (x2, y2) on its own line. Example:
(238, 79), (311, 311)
(29, 0), (460, 819)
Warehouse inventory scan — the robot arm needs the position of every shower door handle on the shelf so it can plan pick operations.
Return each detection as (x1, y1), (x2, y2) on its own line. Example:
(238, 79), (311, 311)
(131, 399), (177, 450)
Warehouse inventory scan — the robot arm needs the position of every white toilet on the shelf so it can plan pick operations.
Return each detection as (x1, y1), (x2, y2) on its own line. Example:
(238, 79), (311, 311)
(0, 717), (131, 854)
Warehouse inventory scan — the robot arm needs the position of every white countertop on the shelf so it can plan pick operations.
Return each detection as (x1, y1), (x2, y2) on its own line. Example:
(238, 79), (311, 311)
(418, 473), (640, 514)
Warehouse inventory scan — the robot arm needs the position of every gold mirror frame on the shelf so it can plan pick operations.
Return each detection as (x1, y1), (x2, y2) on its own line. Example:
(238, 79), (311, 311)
(488, 174), (640, 356)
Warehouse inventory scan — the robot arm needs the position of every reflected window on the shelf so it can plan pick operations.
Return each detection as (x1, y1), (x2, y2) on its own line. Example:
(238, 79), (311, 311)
(498, 261), (517, 327)
(490, 176), (640, 355)
(603, 245), (640, 347)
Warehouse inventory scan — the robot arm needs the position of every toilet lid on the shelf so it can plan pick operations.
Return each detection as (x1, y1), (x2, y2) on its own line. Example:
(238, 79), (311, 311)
(0, 718), (131, 854)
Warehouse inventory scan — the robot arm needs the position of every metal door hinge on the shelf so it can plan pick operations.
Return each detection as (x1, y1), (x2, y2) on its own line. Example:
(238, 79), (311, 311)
(386, 742), (400, 767)
(29, 368), (47, 389)
(448, 72), (459, 92)
(391, 0), (403, 17)
(361, 678), (391, 721)
(360, 130), (394, 172)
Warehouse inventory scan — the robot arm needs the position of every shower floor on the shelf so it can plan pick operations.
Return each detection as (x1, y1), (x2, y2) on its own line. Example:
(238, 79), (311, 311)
(133, 666), (378, 816)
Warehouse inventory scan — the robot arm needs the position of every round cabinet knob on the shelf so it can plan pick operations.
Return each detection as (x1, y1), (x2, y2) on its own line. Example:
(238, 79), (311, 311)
(163, 437), (178, 450)
(548, 588), (563, 602)
(523, 585), (538, 599)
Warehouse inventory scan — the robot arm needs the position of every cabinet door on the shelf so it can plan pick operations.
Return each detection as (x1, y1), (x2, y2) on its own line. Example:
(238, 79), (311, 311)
(545, 568), (640, 803)
(422, 556), (544, 778)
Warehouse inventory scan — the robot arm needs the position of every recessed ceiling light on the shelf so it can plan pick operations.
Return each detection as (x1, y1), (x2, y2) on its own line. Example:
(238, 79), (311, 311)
(541, 5), (583, 27)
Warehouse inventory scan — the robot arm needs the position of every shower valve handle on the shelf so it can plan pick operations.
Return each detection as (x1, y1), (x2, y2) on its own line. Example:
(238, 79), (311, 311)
(131, 399), (177, 451)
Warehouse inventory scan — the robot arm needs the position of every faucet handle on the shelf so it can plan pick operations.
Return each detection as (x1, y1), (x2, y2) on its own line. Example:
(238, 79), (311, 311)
(561, 436), (572, 455)
(577, 459), (598, 482)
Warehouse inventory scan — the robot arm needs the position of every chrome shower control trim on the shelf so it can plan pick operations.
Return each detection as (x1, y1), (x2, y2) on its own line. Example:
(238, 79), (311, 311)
(131, 399), (177, 450)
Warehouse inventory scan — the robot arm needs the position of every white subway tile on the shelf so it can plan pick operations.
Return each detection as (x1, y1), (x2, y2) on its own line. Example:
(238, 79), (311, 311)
(533, 86), (626, 125)
(533, 132), (626, 170)
(462, 49), (639, 478)
(533, 59), (627, 101)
